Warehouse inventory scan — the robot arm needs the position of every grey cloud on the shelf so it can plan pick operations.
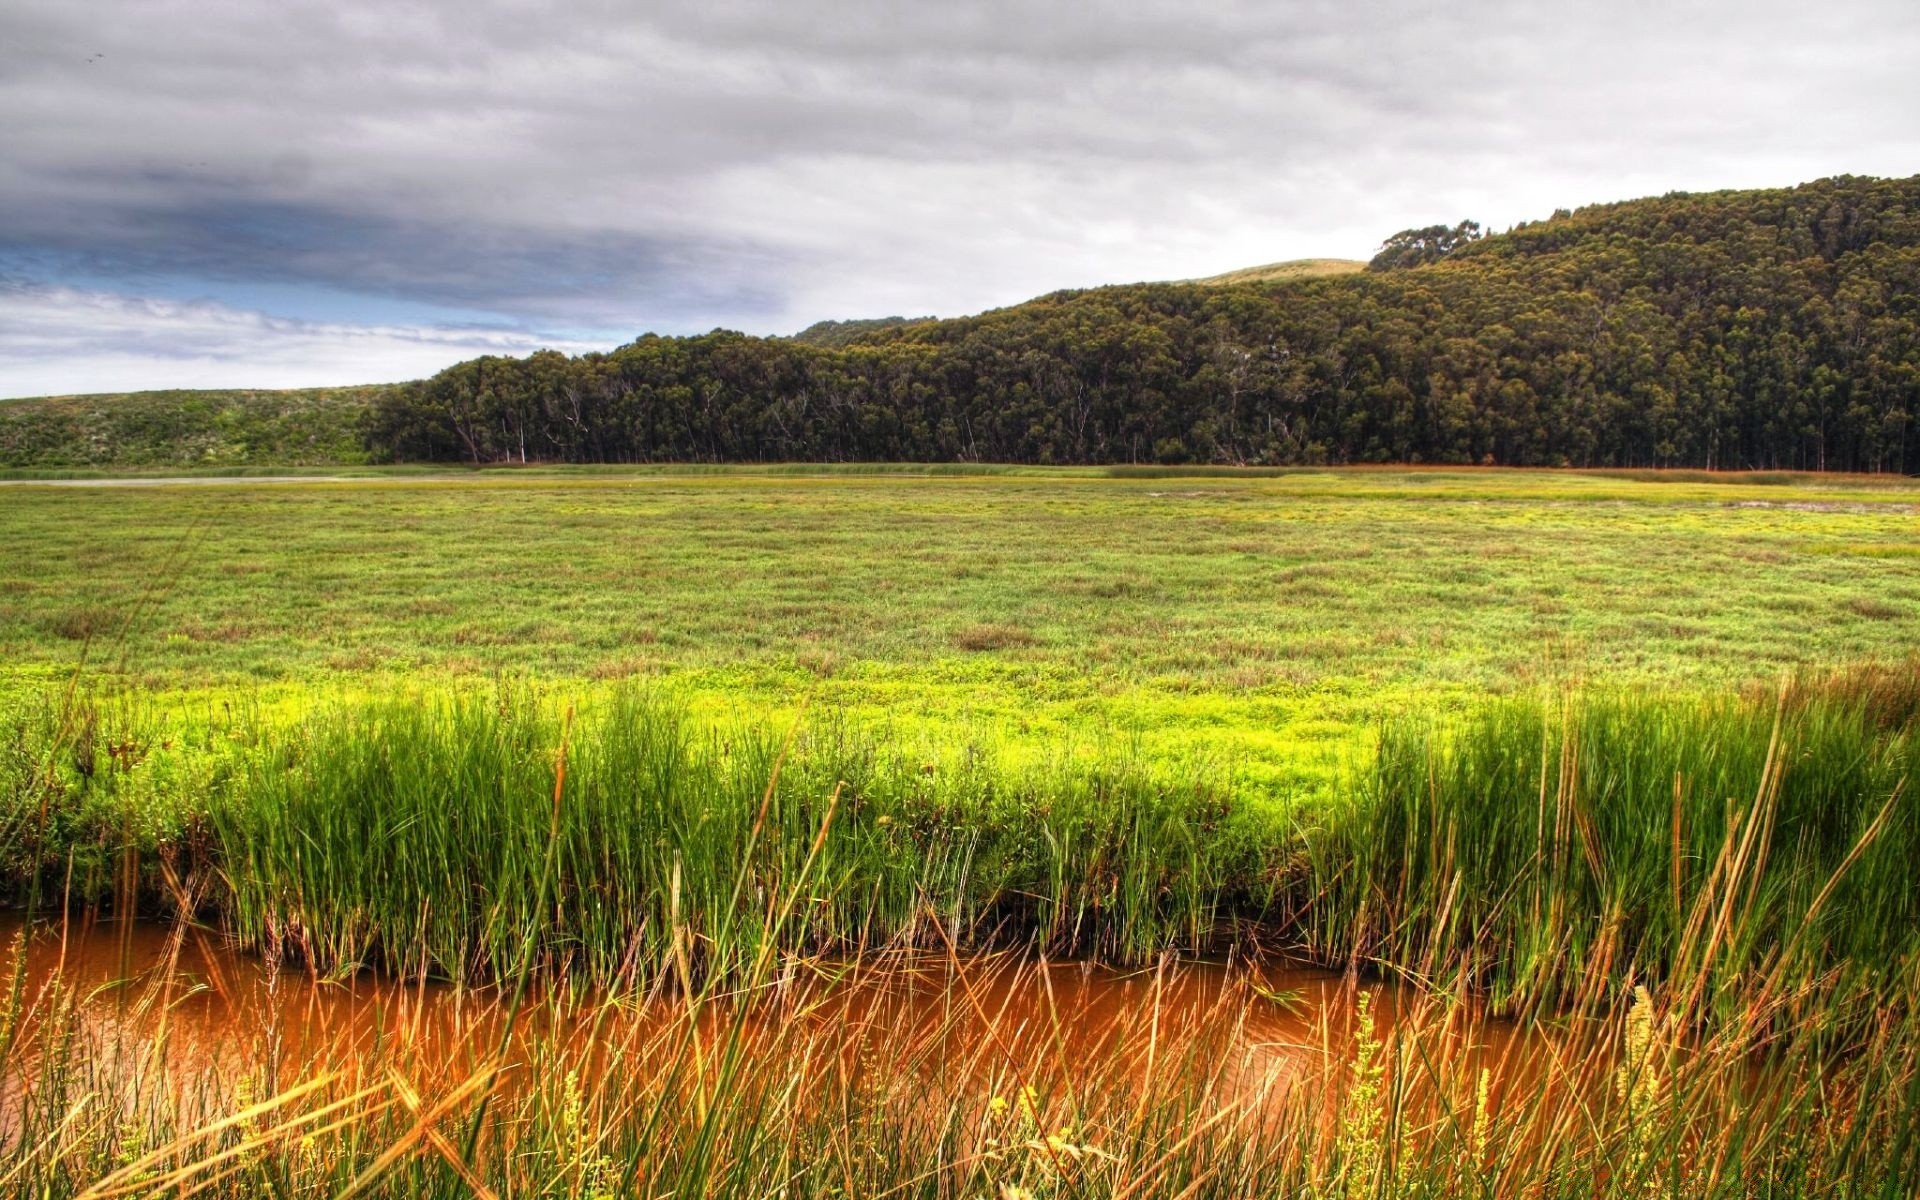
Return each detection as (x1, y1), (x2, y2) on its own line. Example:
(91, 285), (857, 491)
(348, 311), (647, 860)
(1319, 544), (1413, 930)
(1, 189), (796, 329)
(1, 0), (1918, 389)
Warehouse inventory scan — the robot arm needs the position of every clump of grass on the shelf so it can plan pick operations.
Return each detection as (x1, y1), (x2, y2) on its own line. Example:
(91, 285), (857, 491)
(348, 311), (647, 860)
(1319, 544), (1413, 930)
(1843, 596), (1904, 620)
(0, 690), (232, 912)
(40, 607), (115, 642)
(1318, 672), (1920, 1018)
(213, 684), (1262, 985)
(1770, 654), (1920, 729)
(952, 622), (1039, 651)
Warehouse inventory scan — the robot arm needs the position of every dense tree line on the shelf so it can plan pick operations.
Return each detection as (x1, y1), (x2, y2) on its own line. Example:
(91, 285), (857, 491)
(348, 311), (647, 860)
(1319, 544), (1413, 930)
(1367, 220), (1484, 270)
(369, 175), (1920, 471)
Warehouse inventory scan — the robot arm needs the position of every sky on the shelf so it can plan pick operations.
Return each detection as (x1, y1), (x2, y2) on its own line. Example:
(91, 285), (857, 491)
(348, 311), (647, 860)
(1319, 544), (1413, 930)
(3, 0), (1918, 398)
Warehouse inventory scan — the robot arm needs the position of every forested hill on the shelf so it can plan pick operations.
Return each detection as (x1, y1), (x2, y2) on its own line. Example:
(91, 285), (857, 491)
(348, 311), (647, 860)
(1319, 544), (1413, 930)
(369, 175), (1920, 471)
(9, 174), (1920, 471)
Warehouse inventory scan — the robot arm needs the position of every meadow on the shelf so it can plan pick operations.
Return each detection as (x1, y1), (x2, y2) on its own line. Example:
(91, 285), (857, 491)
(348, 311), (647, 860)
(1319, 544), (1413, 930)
(4, 466), (1918, 800)
(4, 466), (1920, 1196)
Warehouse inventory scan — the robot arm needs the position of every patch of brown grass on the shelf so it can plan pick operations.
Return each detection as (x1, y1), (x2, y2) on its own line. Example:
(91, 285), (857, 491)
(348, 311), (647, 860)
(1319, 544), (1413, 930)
(1845, 596), (1904, 620)
(952, 623), (1037, 651)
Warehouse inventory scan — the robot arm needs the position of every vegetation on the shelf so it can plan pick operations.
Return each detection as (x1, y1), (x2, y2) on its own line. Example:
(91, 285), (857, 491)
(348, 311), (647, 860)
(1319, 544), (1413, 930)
(209, 687), (1251, 981)
(1317, 671), (1920, 1017)
(1365, 220), (1484, 271)
(3, 470), (1917, 804)
(366, 175), (1920, 471)
(5, 664), (1920, 1195)
(0, 387), (393, 469)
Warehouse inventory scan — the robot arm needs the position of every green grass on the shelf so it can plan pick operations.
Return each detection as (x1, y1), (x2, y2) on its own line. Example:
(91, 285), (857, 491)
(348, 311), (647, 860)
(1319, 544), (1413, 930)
(206, 685), (1255, 982)
(2, 469), (1917, 806)
(0, 386), (394, 469)
(1313, 671), (1920, 1018)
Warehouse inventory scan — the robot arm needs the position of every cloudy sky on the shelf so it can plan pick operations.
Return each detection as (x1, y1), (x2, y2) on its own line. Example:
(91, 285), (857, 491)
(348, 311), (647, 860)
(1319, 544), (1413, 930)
(3, 0), (1917, 398)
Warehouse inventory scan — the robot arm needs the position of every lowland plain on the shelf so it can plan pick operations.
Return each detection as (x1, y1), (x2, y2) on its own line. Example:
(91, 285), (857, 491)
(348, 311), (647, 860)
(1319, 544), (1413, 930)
(4, 466), (1917, 803)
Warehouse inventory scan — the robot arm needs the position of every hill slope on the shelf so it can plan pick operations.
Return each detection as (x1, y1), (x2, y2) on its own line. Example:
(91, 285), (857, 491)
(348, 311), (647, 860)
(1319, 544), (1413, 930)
(0, 386), (393, 469)
(1187, 258), (1365, 285)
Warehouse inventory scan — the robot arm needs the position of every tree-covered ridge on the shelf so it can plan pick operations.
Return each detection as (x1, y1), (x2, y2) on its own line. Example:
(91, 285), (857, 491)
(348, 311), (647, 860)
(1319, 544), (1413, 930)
(787, 316), (932, 348)
(370, 175), (1920, 471)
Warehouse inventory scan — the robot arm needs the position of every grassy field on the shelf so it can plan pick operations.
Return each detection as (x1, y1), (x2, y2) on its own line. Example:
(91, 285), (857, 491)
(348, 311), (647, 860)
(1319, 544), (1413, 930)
(3, 467), (1917, 801)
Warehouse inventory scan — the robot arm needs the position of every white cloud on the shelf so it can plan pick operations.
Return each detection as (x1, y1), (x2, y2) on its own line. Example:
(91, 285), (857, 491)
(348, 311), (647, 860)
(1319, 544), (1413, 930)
(0, 281), (601, 399)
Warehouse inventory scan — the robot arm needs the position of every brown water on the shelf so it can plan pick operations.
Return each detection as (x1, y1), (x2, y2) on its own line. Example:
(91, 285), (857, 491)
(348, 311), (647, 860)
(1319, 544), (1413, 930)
(0, 914), (1550, 1122)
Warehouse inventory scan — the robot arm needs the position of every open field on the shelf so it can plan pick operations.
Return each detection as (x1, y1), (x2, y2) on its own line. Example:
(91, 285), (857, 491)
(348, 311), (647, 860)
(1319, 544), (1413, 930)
(3, 467), (1918, 799)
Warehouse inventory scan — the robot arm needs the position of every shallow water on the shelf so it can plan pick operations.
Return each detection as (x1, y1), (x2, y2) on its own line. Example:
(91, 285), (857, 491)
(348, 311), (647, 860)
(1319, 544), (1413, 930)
(0, 913), (1543, 1117)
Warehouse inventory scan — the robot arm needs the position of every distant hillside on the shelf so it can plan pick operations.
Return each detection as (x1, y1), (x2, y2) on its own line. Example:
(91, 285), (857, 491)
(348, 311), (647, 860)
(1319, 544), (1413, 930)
(1187, 258), (1365, 285)
(788, 316), (933, 348)
(366, 174), (1920, 472)
(0, 386), (391, 468)
(13, 174), (1920, 472)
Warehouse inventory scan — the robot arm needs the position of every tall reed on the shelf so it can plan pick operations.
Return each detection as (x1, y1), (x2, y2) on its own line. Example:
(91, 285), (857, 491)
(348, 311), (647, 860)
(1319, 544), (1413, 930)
(212, 685), (1263, 986)
(4, 926), (1919, 1197)
(1316, 676), (1920, 1018)
(9, 665), (1920, 1020)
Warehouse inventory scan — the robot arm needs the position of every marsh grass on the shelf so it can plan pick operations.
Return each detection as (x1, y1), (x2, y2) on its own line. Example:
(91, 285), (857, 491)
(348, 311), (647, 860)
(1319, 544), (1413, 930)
(208, 685), (1260, 985)
(5, 667), (1920, 1193)
(9, 666), (1920, 1019)
(1323, 668), (1920, 1021)
(4, 471), (1918, 793)
(2, 917), (1918, 1197)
